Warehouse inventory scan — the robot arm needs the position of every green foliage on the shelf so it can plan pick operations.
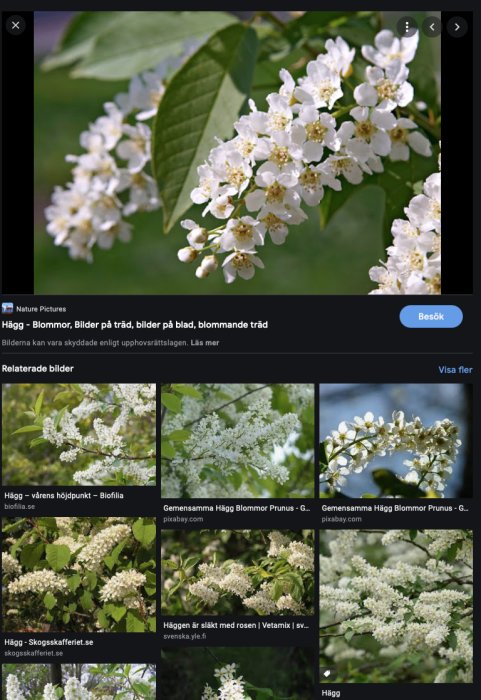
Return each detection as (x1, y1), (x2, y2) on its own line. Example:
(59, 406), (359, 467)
(152, 24), (258, 230)
(43, 11), (236, 79)
(2, 517), (156, 633)
(161, 530), (314, 616)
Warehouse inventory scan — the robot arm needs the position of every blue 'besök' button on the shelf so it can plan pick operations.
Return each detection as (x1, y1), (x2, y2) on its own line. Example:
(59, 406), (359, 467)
(400, 305), (463, 328)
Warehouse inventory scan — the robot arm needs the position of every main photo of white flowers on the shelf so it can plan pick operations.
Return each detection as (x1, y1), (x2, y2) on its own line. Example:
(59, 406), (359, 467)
(2, 383), (156, 486)
(35, 11), (440, 294)
(160, 383), (314, 498)
(162, 529), (314, 615)
(319, 529), (473, 683)
(319, 383), (472, 498)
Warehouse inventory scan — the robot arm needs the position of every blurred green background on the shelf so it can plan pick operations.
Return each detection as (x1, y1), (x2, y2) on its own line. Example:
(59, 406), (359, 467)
(34, 11), (439, 294)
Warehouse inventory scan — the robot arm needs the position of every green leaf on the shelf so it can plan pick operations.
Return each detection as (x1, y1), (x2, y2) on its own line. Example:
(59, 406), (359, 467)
(344, 629), (355, 642)
(319, 441), (328, 466)
(171, 384), (202, 398)
(182, 556), (200, 571)
(165, 429), (191, 441)
(160, 393), (182, 413)
(152, 23), (258, 231)
(72, 12), (237, 80)
(320, 152), (438, 249)
(34, 390), (45, 416)
(43, 591), (57, 610)
(12, 424), (43, 435)
(132, 682), (152, 696)
(132, 518), (156, 546)
(80, 590), (94, 611)
(409, 529), (418, 541)
(97, 608), (109, 629)
(54, 405), (68, 430)
(106, 604), (127, 622)
(45, 544), (71, 572)
(126, 610), (146, 632)
(20, 543), (44, 569)
(29, 437), (49, 448)
(161, 440), (177, 459)
(372, 469), (426, 498)
(67, 574), (82, 592)
(42, 12), (127, 71)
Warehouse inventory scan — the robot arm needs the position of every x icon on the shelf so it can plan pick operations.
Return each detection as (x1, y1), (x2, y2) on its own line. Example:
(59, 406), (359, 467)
(11, 21), (20, 29)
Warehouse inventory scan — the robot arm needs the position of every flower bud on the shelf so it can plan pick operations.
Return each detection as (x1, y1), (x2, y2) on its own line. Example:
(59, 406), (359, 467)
(195, 265), (210, 279)
(187, 227), (208, 246)
(177, 246), (197, 263)
(201, 255), (218, 273)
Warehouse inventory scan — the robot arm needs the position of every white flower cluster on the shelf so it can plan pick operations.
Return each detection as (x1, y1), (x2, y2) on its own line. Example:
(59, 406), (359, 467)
(185, 531), (313, 614)
(99, 569), (146, 603)
(322, 410), (461, 496)
(201, 664), (248, 700)
(6, 675), (27, 700)
(370, 159), (441, 294)
(162, 383), (312, 498)
(5, 676), (97, 700)
(177, 29), (432, 283)
(45, 64), (165, 261)
(40, 383), (156, 485)
(8, 569), (69, 596)
(319, 530), (473, 683)
(2, 552), (22, 577)
(64, 677), (93, 700)
(77, 523), (131, 572)
(42, 686), (58, 700)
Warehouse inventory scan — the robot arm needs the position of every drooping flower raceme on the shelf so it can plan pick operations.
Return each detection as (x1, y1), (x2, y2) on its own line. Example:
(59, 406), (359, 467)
(369, 161), (441, 294)
(36, 383), (156, 485)
(320, 410), (461, 496)
(201, 664), (248, 700)
(177, 29), (433, 283)
(319, 530), (473, 683)
(163, 530), (314, 615)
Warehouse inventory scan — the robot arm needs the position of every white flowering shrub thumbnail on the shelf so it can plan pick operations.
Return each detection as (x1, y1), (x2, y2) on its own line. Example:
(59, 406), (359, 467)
(3, 664), (155, 700)
(38, 11), (440, 294)
(3, 383), (156, 486)
(319, 529), (473, 683)
(161, 383), (314, 498)
(160, 647), (313, 699)
(2, 517), (156, 632)
(320, 409), (462, 498)
(162, 530), (314, 616)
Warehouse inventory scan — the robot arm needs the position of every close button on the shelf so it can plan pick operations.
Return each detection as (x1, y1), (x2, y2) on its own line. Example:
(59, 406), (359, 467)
(400, 305), (463, 328)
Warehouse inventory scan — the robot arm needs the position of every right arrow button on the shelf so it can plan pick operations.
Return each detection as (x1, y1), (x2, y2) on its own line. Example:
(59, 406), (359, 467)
(447, 16), (468, 38)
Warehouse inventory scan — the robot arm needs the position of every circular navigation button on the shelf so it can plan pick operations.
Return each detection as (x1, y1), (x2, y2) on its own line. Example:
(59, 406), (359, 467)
(447, 16), (468, 38)
(396, 16), (418, 38)
(422, 16), (442, 38)
(5, 15), (26, 36)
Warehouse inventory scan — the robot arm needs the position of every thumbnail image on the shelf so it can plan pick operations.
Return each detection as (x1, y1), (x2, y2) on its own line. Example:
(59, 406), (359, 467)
(2, 664), (156, 700)
(1, 383), (156, 486)
(160, 647), (313, 699)
(160, 383), (314, 498)
(319, 383), (472, 498)
(2, 517), (156, 633)
(319, 529), (473, 683)
(161, 529), (314, 615)
(34, 11), (440, 295)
